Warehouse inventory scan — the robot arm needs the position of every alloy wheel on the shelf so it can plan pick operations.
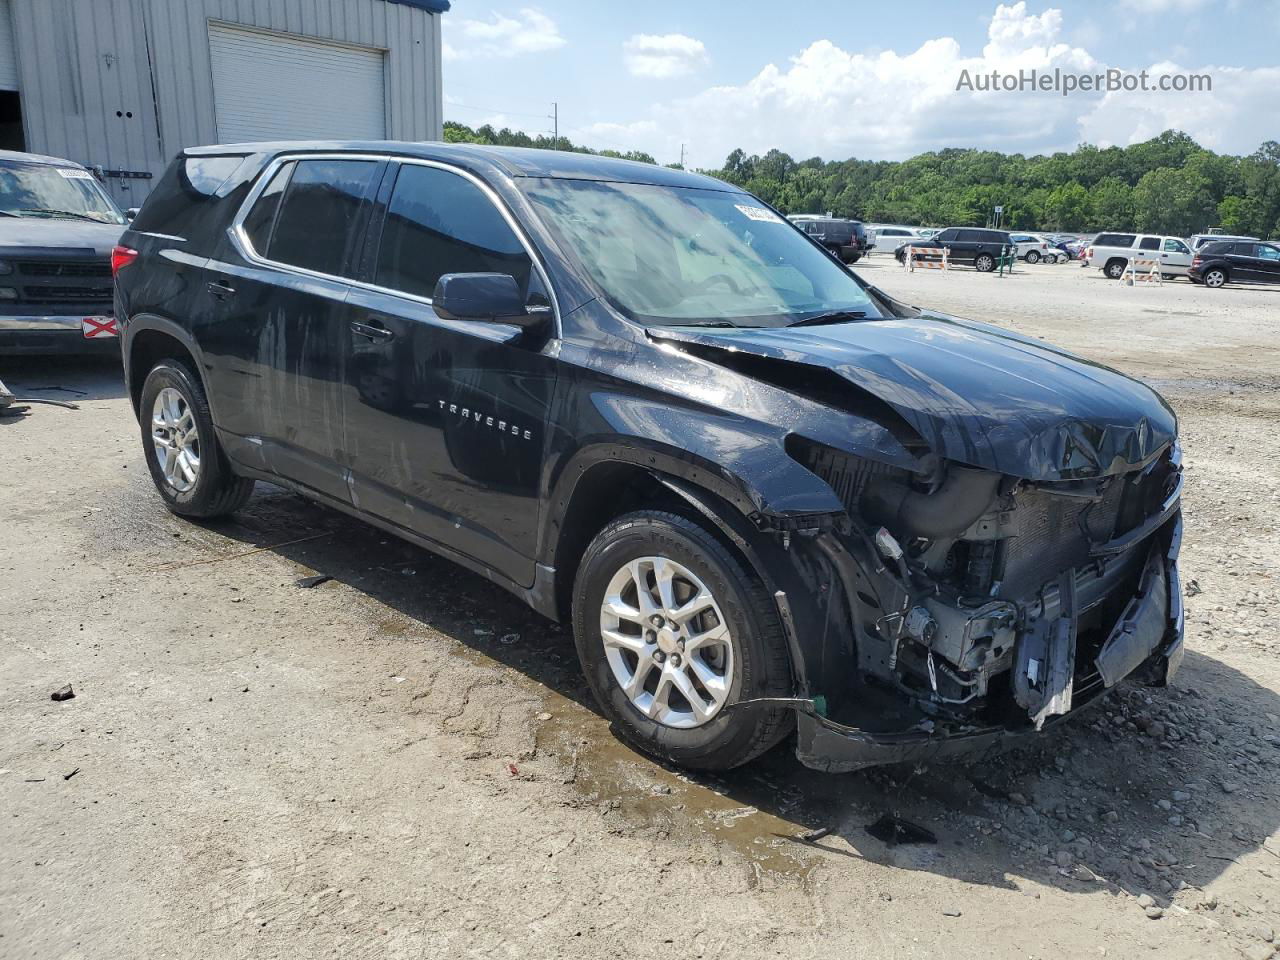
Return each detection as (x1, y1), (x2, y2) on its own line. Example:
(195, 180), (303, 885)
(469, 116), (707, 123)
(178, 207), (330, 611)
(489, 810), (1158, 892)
(599, 556), (734, 728)
(151, 386), (201, 493)
(1205, 269), (1226, 288)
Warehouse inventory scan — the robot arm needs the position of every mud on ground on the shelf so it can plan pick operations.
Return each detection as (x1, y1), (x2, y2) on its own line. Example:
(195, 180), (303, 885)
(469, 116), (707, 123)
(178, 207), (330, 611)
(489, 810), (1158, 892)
(2, 263), (1278, 959)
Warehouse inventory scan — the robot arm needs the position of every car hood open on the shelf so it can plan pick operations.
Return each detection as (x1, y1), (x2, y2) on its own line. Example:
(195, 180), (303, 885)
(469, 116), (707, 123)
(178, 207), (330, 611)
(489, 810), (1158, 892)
(648, 312), (1176, 481)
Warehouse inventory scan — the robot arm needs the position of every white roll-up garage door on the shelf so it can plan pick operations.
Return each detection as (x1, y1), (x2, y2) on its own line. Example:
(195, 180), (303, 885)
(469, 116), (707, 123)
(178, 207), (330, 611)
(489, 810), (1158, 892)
(0, 0), (19, 91)
(208, 22), (386, 144)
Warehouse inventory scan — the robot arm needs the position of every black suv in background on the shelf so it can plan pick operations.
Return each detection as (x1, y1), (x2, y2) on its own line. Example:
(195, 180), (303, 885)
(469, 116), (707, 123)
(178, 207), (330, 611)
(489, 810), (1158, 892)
(894, 227), (1013, 271)
(0, 150), (129, 355)
(790, 215), (871, 263)
(116, 142), (1184, 774)
(1189, 239), (1280, 287)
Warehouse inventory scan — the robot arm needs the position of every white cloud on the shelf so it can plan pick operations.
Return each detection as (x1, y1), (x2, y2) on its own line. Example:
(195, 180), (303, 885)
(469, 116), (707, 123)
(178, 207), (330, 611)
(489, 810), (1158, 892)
(443, 8), (565, 62)
(623, 33), (709, 79)
(576, 2), (1275, 167)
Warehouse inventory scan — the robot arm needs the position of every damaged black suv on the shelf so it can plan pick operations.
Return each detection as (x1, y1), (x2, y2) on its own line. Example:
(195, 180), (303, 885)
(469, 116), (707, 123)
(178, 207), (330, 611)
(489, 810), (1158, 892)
(115, 143), (1184, 772)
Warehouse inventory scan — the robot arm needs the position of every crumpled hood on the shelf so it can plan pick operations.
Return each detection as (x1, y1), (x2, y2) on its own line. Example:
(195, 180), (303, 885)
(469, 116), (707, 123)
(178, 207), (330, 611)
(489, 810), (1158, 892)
(0, 218), (124, 256)
(649, 312), (1177, 481)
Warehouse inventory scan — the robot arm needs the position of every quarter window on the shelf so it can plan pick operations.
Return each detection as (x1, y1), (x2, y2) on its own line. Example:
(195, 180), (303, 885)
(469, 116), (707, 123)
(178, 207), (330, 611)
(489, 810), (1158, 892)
(242, 162), (292, 254)
(374, 164), (532, 300)
(266, 159), (379, 278)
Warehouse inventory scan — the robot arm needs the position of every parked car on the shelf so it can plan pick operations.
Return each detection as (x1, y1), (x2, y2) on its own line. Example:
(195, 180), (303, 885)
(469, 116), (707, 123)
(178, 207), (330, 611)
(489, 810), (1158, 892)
(868, 224), (930, 251)
(1085, 233), (1193, 279)
(1188, 233), (1258, 252)
(788, 215), (871, 263)
(117, 142), (1184, 774)
(894, 227), (1014, 272)
(1007, 233), (1057, 263)
(0, 150), (129, 355)
(1188, 239), (1280, 287)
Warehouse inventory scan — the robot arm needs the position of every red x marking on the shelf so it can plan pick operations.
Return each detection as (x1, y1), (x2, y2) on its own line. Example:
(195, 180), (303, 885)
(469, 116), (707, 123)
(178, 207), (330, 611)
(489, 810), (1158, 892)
(82, 316), (118, 339)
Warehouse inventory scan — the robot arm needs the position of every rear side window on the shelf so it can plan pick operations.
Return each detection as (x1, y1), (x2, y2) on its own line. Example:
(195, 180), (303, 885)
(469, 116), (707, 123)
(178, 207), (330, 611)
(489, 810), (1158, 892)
(374, 164), (532, 300)
(1096, 233), (1137, 247)
(1138, 237), (1160, 251)
(242, 162), (292, 253)
(954, 229), (981, 242)
(266, 158), (379, 278)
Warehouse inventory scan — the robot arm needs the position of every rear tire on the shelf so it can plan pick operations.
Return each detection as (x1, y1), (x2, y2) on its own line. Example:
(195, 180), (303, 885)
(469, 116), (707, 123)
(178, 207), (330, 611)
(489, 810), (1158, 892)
(1025, 250), (1041, 264)
(975, 253), (995, 272)
(139, 360), (254, 519)
(572, 510), (793, 771)
(1203, 267), (1228, 288)
(1105, 258), (1127, 279)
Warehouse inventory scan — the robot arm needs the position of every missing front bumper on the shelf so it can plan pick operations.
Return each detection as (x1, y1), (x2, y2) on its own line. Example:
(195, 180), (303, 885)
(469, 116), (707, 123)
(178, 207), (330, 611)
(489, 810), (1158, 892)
(791, 551), (1185, 773)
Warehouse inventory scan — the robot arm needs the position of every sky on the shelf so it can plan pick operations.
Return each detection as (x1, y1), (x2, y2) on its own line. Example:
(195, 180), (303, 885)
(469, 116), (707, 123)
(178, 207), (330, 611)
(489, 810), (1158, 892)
(440, 0), (1280, 169)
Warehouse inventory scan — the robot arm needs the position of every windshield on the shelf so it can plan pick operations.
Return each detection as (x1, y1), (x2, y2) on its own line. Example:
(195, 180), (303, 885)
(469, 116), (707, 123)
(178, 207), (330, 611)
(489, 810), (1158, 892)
(522, 178), (883, 326)
(0, 161), (126, 224)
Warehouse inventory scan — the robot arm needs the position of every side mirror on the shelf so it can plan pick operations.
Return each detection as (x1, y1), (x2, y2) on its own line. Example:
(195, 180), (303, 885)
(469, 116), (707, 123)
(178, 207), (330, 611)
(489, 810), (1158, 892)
(431, 273), (546, 327)
(125, 207), (139, 221)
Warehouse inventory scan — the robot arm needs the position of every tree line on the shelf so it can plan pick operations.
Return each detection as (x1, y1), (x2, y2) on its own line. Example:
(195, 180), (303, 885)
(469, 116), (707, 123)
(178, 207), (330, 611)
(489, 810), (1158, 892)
(443, 122), (1280, 238)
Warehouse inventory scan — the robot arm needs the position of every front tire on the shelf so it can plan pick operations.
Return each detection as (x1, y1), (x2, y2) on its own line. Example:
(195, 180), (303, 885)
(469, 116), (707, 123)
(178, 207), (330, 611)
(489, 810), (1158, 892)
(572, 511), (793, 771)
(139, 360), (254, 518)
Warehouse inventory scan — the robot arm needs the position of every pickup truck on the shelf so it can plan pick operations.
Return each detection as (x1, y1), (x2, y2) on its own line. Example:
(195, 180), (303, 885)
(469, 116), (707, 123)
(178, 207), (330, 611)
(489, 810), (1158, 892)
(0, 150), (129, 355)
(1085, 233), (1193, 280)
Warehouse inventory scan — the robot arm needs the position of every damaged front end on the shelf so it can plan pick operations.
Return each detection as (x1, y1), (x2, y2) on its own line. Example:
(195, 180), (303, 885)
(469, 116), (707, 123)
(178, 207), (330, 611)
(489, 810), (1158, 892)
(786, 440), (1184, 772)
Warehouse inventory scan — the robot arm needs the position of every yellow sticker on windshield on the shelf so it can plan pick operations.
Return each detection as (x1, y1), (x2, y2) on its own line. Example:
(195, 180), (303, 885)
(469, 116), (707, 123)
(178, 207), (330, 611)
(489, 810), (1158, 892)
(735, 204), (783, 224)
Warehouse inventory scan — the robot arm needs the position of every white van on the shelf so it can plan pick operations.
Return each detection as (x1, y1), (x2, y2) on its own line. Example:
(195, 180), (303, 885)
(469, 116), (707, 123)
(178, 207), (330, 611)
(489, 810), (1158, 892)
(1085, 233), (1194, 279)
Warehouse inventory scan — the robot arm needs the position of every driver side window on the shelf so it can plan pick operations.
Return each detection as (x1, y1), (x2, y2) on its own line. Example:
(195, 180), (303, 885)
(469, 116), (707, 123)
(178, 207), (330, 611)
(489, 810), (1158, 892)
(374, 164), (532, 301)
(1163, 238), (1189, 253)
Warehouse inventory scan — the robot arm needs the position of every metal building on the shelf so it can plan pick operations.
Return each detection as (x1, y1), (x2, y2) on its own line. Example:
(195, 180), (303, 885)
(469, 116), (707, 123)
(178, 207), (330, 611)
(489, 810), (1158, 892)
(0, 0), (448, 206)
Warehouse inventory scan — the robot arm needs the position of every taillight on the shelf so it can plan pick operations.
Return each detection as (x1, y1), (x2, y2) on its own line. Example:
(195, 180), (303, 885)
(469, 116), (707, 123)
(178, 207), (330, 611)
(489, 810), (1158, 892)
(111, 244), (138, 275)
(1192, 256), (1202, 266)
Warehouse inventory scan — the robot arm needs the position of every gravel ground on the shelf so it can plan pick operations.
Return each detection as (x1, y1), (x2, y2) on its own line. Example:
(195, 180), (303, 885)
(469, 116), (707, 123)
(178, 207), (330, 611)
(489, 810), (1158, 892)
(2, 261), (1278, 960)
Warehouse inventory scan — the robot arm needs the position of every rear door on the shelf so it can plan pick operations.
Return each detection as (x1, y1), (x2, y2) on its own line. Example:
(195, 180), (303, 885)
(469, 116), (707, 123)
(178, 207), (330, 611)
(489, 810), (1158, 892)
(341, 161), (558, 587)
(201, 154), (384, 500)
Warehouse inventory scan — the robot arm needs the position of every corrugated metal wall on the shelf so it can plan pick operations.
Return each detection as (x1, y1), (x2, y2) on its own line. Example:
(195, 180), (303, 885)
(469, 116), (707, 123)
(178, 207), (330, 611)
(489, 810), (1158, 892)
(8, 0), (442, 205)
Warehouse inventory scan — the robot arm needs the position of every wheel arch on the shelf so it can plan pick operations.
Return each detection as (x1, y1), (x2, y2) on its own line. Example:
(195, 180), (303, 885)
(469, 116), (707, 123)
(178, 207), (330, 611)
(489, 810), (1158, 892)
(124, 315), (208, 419)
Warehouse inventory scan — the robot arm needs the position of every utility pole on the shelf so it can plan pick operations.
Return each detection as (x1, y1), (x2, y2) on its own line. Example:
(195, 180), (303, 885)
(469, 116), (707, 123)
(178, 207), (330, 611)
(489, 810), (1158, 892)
(679, 143), (685, 168)
(551, 102), (558, 150)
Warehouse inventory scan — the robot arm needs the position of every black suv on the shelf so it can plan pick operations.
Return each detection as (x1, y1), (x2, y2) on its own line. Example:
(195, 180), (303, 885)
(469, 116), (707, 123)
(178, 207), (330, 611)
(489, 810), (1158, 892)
(791, 216), (870, 263)
(1189, 239), (1280, 288)
(116, 143), (1185, 773)
(894, 227), (1013, 271)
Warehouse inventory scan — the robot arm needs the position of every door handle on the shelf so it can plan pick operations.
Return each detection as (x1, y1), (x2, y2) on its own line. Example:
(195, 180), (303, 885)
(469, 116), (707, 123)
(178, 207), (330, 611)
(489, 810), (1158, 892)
(350, 320), (395, 342)
(206, 280), (236, 300)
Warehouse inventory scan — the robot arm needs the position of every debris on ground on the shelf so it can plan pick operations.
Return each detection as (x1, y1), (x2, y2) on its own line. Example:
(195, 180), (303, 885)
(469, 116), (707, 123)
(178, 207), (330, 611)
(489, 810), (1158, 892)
(50, 684), (75, 702)
(294, 574), (333, 589)
(63, 768), (80, 781)
(796, 826), (835, 843)
(865, 815), (937, 846)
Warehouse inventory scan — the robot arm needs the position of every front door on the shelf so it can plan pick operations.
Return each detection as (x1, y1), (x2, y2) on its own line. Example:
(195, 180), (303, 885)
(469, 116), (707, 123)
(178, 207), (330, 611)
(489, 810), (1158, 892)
(198, 155), (384, 501)
(1239, 242), (1280, 283)
(341, 161), (557, 587)
(1159, 237), (1192, 276)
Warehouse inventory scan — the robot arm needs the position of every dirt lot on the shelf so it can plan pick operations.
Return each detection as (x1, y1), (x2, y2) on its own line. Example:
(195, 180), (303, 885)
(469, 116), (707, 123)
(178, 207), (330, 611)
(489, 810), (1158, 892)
(2, 262), (1278, 960)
